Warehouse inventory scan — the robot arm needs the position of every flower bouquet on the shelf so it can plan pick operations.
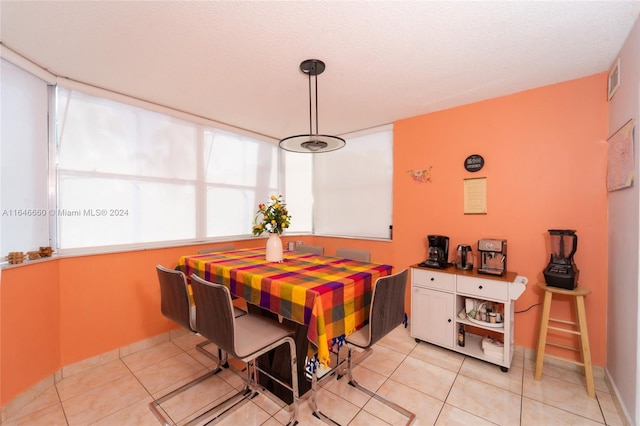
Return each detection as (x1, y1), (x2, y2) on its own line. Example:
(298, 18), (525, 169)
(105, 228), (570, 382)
(252, 195), (291, 236)
(252, 195), (291, 261)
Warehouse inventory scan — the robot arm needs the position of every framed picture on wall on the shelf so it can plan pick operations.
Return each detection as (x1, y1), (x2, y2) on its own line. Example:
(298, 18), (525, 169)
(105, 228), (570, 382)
(607, 119), (635, 192)
(463, 177), (487, 214)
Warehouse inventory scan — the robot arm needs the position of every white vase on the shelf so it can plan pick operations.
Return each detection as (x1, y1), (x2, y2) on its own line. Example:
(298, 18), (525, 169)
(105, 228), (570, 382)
(265, 233), (283, 262)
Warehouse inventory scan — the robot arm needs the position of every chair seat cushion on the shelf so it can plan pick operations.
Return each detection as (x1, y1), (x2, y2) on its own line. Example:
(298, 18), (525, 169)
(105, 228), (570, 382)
(234, 314), (293, 359)
(346, 325), (370, 349)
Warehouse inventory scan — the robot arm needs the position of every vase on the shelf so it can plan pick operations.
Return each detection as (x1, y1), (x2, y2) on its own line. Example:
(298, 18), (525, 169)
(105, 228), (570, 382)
(265, 233), (283, 262)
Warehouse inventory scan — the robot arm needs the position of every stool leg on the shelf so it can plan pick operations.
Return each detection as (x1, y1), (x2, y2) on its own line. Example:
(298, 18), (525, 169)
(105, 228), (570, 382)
(575, 295), (595, 397)
(535, 290), (552, 380)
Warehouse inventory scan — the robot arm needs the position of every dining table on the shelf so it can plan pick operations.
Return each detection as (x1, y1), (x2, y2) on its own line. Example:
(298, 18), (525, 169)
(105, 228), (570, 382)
(176, 247), (393, 401)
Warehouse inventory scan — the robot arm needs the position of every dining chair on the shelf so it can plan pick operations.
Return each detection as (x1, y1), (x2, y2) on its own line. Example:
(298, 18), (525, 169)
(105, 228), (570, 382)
(335, 247), (370, 262)
(293, 244), (324, 255)
(189, 274), (300, 426)
(197, 244), (235, 254)
(311, 269), (415, 426)
(149, 265), (229, 425)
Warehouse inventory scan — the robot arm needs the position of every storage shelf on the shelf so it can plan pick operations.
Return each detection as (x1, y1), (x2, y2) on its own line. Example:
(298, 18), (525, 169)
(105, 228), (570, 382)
(411, 265), (523, 371)
(460, 316), (505, 333)
(455, 332), (505, 365)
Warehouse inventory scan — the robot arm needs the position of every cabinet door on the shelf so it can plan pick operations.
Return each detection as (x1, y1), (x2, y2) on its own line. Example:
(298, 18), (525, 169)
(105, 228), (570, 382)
(411, 287), (454, 348)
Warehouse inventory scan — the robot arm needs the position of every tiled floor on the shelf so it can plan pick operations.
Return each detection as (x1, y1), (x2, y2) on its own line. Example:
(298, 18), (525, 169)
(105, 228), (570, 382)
(2, 325), (628, 425)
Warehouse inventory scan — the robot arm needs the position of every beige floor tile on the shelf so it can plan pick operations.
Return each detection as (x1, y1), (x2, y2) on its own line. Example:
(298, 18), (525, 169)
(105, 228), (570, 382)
(2, 403), (67, 426)
(459, 356), (523, 394)
(186, 346), (223, 369)
(435, 403), (496, 426)
(158, 374), (235, 423)
(135, 352), (208, 396)
(446, 375), (521, 425)
(121, 340), (184, 372)
(376, 325), (417, 355)
(511, 351), (525, 370)
(261, 417), (286, 426)
(596, 389), (626, 426)
(409, 341), (465, 372)
(171, 331), (208, 353)
(91, 396), (157, 426)
(217, 361), (250, 389)
(275, 386), (359, 425)
(349, 409), (392, 425)
(520, 396), (603, 425)
(389, 356), (457, 401)
(355, 344), (407, 377)
(523, 356), (609, 394)
(56, 359), (130, 401)
(215, 400), (271, 426)
(251, 389), (288, 416)
(61, 349), (120, 378)
(2, 385), (60, 423)
(522, 372), (604, 422)
(188, 396), (271, 426)
(5, 334), (628, 426)
(324, 364), (387, 408)
(369, 378), (443, 425)
(61, 374), (150, 425)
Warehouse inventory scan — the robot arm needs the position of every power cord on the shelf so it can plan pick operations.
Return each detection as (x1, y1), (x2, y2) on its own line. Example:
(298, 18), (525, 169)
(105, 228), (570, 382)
(515, 302), (542, 314)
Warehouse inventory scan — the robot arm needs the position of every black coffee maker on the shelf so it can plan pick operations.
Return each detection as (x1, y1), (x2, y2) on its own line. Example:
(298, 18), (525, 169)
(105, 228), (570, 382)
(421, 235), (450, 269)
(543, 229), (579, 289)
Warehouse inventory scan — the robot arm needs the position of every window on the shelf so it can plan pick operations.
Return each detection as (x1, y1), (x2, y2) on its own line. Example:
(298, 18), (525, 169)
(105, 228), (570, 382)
(204, 129), (279, 237)
(1, 59), (51, 254)
(282, 151), (313, 234)
(1, 54), (390, 256)
(312, 126), (393, 239)
(55, 87), (283, 250)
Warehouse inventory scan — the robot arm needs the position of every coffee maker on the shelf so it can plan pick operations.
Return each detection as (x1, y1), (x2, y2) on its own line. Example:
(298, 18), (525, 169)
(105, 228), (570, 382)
(478, 239), (507, 276)
(421, 235), (450, 269)
(543, 229), (579, 289)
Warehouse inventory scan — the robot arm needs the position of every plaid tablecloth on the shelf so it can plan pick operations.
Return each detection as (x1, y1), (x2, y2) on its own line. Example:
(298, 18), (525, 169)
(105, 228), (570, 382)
(177, 247), (392, 365)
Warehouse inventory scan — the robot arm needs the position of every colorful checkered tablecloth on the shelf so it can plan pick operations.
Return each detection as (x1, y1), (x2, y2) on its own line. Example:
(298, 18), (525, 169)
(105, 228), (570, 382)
(177, 247), (392, 365)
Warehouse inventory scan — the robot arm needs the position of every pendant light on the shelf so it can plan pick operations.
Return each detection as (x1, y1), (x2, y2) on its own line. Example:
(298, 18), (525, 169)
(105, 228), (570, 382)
(279, 59), (345, 153)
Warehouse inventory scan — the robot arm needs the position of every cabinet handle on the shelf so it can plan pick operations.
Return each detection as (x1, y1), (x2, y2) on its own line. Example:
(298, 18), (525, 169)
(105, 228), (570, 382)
(430, 277), (435, 281)
(447, 319), (452, 323)
(478, 285), (483, 289)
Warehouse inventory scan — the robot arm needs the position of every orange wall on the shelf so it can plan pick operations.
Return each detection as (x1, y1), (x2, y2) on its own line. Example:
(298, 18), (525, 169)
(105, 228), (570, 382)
(2, 261), (60, 403)
(392, 73), (608, 365)
(1, 74), (608, 407)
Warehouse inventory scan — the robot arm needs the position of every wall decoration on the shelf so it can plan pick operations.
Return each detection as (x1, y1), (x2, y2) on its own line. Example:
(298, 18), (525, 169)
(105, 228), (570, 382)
(407, 167), (432, 184)
(464, 154), (484, 172)
(607, 119), (635, 192)
(464, 177), (487, 214)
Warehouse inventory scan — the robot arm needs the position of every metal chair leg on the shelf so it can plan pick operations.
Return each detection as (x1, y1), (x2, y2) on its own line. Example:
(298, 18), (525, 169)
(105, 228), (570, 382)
(149, 368), (223, 426)
(346, 347), (416, 426)
(195, 340), (228, 371)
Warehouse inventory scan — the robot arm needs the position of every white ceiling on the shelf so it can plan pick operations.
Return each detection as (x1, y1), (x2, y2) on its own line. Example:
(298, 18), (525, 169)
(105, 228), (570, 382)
(2, 1), (639, 140)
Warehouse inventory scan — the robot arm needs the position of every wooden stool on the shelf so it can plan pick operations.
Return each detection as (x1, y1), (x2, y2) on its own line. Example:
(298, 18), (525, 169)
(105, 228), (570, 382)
(534, 282), (594, 397)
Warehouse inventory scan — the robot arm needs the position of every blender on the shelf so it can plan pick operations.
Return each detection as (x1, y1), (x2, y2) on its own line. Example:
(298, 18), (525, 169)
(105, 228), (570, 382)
(543, 229), (579, 289)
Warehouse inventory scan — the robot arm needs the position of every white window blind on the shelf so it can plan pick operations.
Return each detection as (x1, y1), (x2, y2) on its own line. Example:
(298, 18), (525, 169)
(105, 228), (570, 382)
(282, 151), (313, 234)
(56, 88), (198, 248)
(204, 128), (279, 237)
(1, 58), (50, 254)
(55, 87), (283, 249)
(312, 126), (393, 239)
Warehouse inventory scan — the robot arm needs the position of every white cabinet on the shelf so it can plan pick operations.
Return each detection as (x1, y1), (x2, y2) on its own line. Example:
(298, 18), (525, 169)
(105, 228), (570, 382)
(410, 265), (528, 371)
(411, 286), (455, 348)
